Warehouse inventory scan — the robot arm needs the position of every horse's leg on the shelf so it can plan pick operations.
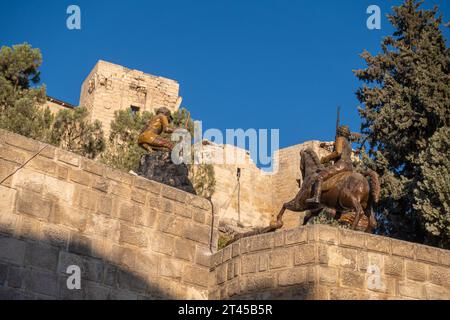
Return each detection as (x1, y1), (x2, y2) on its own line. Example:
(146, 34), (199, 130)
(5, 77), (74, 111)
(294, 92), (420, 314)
(270, 205), (287, 229)
(351, 198), (364, 230)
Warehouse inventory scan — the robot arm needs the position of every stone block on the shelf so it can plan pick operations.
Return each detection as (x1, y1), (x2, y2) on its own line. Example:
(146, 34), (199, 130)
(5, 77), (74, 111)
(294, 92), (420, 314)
(172, 238), (195, 262)
(340, 270), (365, 289)
(320, 245), (357, 269)
(318, 266), (338, 286)
(285, 228), (307, 245)
(437, 249), (450, 267)
(119, 202), (139, 223)
(75, 189), (97, 212)
(244, 274), (275, 292)
(51, 203), (87, 232)
(366, 235), (391, 254)
(130, 188), (146, 204)
(384, 256), (404, 277)
(81, 159), (104, 176)
(159, 257), (183, 279)
(278, 267), (308, 286)
(117, 270), (147, 293)
(92, 177), (109, 193)
(135, 208), (157, 228)
(405, 260), (427, 281)
(2, 131), (40, 152)
(294, 244), (315, 265)
(398, 280), (426, 299)
(111, 245), (136, 269)
(428, 265), (450, 288)
(162, 187), (187, 203)
(416, 245), (439, 264)
(0, 263), (7, 285)
(119, 223), (148, 248)
(152, 233), (174, 256)
(6, 266), (25, 288)
(106, 168), (133, 185)
(0, 160), (18, 187)
(318, 226), (339, 244)
(0, 235), (26, 265)
(183, 265), (209, 287)
(425, 283), (450, 300)
(133, 176), (161, 194)
(157, 214), (186, 237)
(195, 246), (212, 268)
(16, 190), (52, 221)
(24, 269), (58, 297)
(97, 195), (113, 216)
(0, 143), (32, 164)
(25, 242), (59, 271)
(338, 228), (365, 248)
(241, 254), (259, 274)
(135, 252), (158, 276)
(56, 150), (80, 167)
(29, 156), (57, 175)
(329, 288), (365, 300)
(183, 222), (211, 245)
(269, 248), (292, 269)
(250, 234), (274, 252)
(192, 210), (206, 224)
(68, 234), (92, 257)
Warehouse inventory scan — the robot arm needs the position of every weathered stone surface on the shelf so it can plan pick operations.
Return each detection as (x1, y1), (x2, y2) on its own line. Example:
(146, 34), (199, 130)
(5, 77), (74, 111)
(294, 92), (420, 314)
(25, 242), (59, 271)
(294, 244), (315, 266)
(269, 248), (291, 269)
(183, 265), (209, 287)
(0, 235), (26, 265)
(278, 267), (307, 286)
(137, 152), (195, 195)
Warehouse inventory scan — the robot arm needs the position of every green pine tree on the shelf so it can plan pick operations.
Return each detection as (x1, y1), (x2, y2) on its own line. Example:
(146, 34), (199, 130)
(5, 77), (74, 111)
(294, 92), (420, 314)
(50, 107), (105, 159)
(0, 43), (52, 141)
(354, 0), (449, 248)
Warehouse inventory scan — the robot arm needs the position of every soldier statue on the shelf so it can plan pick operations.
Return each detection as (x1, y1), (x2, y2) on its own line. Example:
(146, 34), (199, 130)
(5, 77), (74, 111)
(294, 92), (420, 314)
(305, 125), (354, 205)
(138, 107), (175, 153)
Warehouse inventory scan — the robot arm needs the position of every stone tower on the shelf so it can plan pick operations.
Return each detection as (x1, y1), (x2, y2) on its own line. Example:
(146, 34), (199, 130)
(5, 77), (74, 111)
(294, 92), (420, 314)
(79, 60), (182, 136)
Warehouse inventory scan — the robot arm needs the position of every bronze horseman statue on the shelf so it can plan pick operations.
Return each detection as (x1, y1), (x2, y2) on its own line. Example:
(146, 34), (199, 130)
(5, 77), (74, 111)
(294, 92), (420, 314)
(306, 125), (354, 205)
(270, 116), (380, 233)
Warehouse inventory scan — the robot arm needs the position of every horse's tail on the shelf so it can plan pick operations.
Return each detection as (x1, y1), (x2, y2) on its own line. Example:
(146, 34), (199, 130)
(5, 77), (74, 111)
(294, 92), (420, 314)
(363, 169), (380, 204)
(363, 169), (380, 228)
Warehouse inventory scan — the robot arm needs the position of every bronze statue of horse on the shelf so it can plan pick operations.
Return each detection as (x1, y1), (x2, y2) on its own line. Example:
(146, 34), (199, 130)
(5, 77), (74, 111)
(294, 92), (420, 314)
(271, 148), (380, 232)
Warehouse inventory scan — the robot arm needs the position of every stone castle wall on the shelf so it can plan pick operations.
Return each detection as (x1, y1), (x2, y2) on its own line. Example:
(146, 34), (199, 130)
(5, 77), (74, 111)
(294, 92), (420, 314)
(1, 131), (448, 300)
(79, 60), (182, 136)
(0, 129), (215, 299)
(209, 225), (450, 300)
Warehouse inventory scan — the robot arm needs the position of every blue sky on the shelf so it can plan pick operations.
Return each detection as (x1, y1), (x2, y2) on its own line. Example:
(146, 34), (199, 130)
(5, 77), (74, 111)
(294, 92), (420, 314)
(1, 0), (449, 152)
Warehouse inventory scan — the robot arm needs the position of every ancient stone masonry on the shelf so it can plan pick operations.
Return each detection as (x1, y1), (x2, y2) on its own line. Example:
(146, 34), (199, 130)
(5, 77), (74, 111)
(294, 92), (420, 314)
(79, 60), (182, 137)
(0, 130), (449, 300)
(0, 129), (214, 299)
(209, 225), (450, 300)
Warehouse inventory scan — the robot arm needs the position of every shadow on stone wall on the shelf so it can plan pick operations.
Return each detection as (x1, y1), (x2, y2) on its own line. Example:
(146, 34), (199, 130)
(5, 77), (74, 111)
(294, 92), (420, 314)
(0, 230), (175, 300)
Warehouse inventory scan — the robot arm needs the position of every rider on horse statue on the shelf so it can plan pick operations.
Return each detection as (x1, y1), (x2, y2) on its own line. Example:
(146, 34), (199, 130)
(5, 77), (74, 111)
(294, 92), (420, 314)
(138, 107), (175, 153)
(305, 125), (354, 205)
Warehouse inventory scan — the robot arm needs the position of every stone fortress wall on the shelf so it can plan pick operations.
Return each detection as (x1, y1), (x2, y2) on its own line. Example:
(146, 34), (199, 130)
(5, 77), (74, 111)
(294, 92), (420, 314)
(209, 225), (450, 300)
(0, 130), (449, 300)
(0, 129), (215, 299)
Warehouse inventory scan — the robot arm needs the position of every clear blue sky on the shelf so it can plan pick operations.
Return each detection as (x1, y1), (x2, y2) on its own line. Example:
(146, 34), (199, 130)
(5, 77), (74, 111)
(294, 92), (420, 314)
(1, 0), (449, 150)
